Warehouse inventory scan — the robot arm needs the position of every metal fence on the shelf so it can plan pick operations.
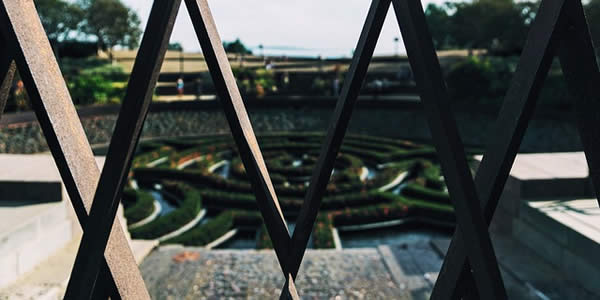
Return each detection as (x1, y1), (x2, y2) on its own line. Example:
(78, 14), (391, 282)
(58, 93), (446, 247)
(1, 0), (599, 299)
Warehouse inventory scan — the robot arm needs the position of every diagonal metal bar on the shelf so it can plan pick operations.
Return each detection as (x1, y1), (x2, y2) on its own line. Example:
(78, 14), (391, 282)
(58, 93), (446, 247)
(64, 0), (182, 298)
(0, 1), (149, 299)
(286, 0), (392, 283)
(185, 0), (293, 277)
(556, 0), (600, 206)
(391, 0), (506, 298)
(430, 0), (568, 298)
(0, 34), (15, 119)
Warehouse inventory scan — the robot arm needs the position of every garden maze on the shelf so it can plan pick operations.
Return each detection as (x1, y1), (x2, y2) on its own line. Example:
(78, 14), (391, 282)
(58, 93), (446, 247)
(123, 133), (461, 249)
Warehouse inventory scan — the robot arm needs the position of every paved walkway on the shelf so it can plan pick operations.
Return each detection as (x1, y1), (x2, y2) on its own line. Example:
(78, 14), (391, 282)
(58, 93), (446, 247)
(140, 233), (595, 300)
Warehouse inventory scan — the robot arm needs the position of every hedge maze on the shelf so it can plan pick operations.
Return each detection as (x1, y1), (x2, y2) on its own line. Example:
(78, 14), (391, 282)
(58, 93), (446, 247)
(124, 133), (459, 249)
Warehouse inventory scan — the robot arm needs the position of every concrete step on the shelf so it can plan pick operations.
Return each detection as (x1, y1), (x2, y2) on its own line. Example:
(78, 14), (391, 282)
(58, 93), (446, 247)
(0, 201), (73, 289)
(514, 199), (600, 296)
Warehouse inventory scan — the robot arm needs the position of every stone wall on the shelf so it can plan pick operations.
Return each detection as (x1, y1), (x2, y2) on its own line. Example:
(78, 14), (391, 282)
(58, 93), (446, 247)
(0, 100), (583, 153)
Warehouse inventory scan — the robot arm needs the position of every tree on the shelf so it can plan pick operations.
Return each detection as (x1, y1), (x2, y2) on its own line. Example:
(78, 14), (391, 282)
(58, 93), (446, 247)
(425, 0), (537, 54)
(425, 3), (454, 50)
(168, 42), (184, 51)
(78, 0), (142, 58)
(223, 39), (252, 55)
(35, 0), (84, 42)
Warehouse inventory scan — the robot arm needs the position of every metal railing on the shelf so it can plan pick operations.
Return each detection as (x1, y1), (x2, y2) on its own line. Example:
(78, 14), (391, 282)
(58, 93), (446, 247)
(1, 0), (599, 299)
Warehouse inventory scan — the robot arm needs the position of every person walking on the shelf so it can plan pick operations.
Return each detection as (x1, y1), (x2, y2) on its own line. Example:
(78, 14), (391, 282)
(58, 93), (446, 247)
(176, 77), (185, 98)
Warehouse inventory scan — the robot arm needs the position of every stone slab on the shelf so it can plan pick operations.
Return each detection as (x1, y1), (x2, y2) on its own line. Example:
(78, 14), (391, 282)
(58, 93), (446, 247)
(475, 152), (592, 199)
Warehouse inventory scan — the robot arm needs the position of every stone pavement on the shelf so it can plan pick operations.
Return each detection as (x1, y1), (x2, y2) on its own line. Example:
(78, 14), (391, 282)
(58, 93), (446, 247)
(140, 233), (595, 300)
(141, 246), (410, 299)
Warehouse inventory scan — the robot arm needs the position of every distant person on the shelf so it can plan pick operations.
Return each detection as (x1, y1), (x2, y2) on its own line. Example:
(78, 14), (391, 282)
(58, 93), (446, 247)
(265, 59), (274, 70)
(332, 77), (340, 97)
(176, 77), (184, 98)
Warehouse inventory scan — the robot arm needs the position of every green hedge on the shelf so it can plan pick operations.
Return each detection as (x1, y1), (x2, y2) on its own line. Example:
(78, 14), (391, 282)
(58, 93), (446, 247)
(129, 183), (202, 239)
(164, 210), (263, 246)
(163, 211), (234, 246)
(312, 214), (335, 249)
(122, 188), (155, 225)
(401, 183), (450, 205)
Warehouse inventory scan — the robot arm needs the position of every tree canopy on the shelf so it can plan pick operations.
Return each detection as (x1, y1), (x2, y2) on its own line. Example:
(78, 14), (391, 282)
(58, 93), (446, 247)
(425, 0), (538, 55)
(35, 0), (141, 52)
(223, 39), (252, 55)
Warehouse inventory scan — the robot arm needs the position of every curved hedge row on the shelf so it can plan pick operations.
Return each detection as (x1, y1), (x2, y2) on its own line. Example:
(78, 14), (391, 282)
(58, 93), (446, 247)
(129, 182), (202, 240)
(125, 132), (459, 249)
(122, 188), (155, 225)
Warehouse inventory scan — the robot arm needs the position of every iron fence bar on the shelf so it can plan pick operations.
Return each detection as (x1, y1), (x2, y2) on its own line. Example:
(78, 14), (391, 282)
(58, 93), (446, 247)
(557, 0), (600, 206)
(391, 0), (507, 298)
(0, 34), (15, 119)
(64, 0), (182, 298)
(0, 1), (149, 299)
(429, 0), (569, 298)
(286, 0), (392, 283)
(184, 0), (294, 279)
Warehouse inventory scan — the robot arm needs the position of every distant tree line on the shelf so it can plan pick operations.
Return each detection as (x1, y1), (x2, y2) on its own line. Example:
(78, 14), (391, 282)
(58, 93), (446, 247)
(426, 0), (600, 55)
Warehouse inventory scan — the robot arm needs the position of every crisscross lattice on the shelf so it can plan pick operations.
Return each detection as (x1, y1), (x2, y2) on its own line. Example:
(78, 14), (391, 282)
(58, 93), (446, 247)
(1, 0), (599, 299)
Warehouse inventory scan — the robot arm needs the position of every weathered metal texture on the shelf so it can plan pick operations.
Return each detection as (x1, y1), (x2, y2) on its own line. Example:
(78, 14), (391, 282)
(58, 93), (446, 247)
(0, 0), (149, 299)
(64, 0), (182, 298)
(392, 0), (507, 298)
(287, 0), (391, 284)
(0, 35), (15, 119)
(1, 0), (600, 298)
(184, 0), (295, 280)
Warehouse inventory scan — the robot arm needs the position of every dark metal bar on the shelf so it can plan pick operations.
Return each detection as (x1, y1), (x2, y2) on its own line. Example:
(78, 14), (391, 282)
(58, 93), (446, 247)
(64, 0), (182, 298)
(391, 0), (506, 298)
(0, 1), (149, 299)
(557, 0), (600, 206)
(185, 0), (293, 277)
(430, 0), (567, 298)
(286, 0), (392, 281)
(0, 34), (15, 120)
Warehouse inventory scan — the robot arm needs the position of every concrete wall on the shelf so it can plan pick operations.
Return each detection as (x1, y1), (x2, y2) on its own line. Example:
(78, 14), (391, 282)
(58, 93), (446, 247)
(0, 99), (583, 154)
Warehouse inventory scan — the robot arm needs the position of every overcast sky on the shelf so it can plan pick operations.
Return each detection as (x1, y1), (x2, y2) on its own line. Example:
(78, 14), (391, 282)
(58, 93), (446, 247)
(122, 0), (451, 58)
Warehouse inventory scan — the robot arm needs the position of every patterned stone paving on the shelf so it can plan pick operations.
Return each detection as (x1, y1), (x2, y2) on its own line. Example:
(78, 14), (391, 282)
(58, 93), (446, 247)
(140, 246), (410, 299)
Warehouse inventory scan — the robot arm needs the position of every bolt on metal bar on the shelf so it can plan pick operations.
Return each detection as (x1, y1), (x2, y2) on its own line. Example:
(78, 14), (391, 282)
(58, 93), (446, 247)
(184, 0), (294, 278)
(391, 0), (507, 298)
(430, 0), (571, 298)
(64, 0), (182, 298)
(286, 0), (392, 283)
(0, 0), (149, 299)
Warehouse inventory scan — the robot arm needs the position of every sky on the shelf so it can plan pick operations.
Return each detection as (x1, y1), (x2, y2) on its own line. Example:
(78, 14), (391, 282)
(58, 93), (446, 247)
(122, 0), (451, 58)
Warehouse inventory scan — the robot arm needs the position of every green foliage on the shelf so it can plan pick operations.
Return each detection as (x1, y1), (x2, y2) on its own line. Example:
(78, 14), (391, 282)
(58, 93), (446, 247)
(232, 67), (276, 97)
(223, 38), (252, 54)
(122, 188), (155, 224)
(164, 212), (234, 246)
(130, 133), (460, 248)
(63, 58), (126, 105)
(425, 0), (538, 54)
(78, 0), (142, 51)
(445, 56), (517, 106)
(129, 183), (202, 240)
(35, 0), (84, 42)
(312, 214), (335, 249)
(168, 42), (183, 51)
